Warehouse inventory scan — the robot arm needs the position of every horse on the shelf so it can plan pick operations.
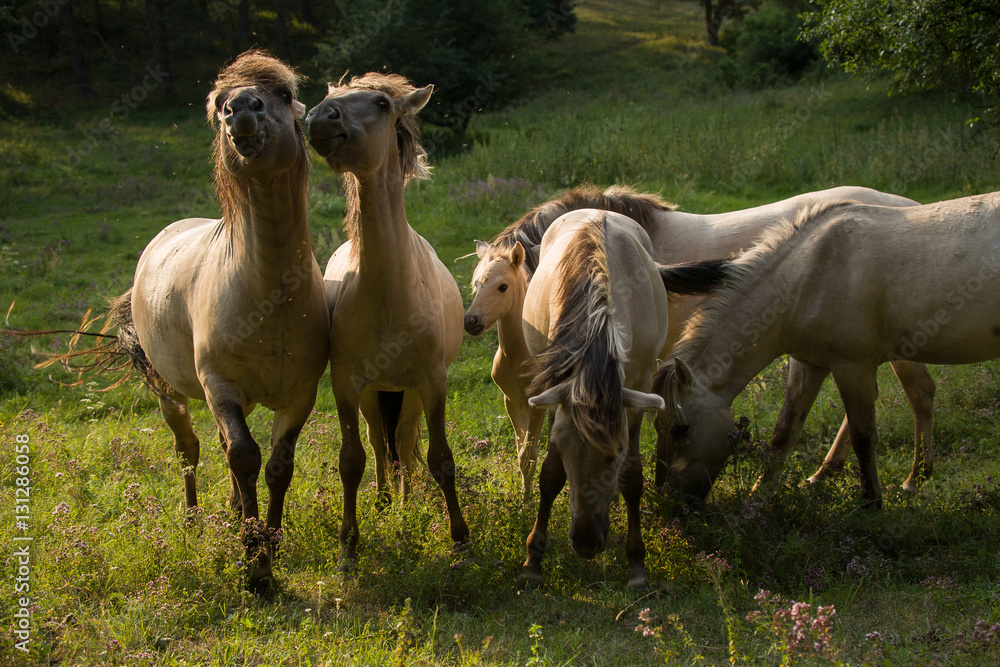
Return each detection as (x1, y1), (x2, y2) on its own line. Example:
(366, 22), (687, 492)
(306, 73), (469, 563)
(518, 208), (728, 589)
(654, 192), (1000, 510)
(122, 51), (329, 591)
(464, 184), (936, 500)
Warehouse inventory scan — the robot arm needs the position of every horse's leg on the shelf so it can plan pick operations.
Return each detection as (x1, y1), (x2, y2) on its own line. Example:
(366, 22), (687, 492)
(755, 359), (829, 493)
(831, 365), (882, 509)
(217, 431), (241, 521)
(810, 417), (852, 482)
(519, 435), (565, 588)
(264, 396), (315, 562)
(394, 392), (423, 503)
(207, 395), (269, 588)
(621, 411), (647, 589)
(505, 391), (539, 504)
(520, 406), (546, 505)
(359, 391), (390, 508)
(158, 389), (200, 510)
(335, 393), (366, 564)
(890, 360), (936, 492)
(419, 372), (470, 546)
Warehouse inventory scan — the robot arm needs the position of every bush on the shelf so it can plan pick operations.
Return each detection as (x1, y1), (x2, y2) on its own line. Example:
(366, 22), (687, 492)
(718, 0), (820, 87)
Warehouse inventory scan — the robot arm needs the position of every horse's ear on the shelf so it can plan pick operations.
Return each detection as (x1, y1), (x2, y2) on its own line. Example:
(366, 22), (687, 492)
(529, 381), (571, 408)
(292, 99), (306, 119)
(511, 242), (526, 269)
(400, 85), (433, 115)
(623, 389), (666, 411)
(475, 240), (490, 259)
(674, 358), (696, 388)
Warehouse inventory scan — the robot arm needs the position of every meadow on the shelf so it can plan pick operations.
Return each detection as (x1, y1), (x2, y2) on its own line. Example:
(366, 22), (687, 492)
(2, 0), (1000, 664)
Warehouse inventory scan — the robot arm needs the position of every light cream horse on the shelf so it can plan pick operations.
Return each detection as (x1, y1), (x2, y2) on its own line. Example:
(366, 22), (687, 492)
(464, 185), (935, 501)
(306, 73), (468, 563)
(122, 52), (329, 591)
(655, 192), (1000, 509)
(519, 209), (673, 589)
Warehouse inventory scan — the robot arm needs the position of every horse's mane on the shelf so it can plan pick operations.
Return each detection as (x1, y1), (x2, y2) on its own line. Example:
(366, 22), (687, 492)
(329, 72), (431, 260)
(653, 200), (857, 386)
(206, 50), (307, 237)
(493, 184), (676, 275)
(528, 214), (626, 455)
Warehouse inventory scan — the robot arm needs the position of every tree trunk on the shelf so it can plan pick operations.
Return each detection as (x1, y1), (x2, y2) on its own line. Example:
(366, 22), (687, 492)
(704, 0), (729, 46)
(60, 0), (94, 98)
(146, 0), (173, 95)
(238, 0), (251, 50)
(275, 0), (288, 59)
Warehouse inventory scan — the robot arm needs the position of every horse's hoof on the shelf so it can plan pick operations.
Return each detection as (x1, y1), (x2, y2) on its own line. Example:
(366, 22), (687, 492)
(627, 567), (649, 591)
(516, 574), (542, 592)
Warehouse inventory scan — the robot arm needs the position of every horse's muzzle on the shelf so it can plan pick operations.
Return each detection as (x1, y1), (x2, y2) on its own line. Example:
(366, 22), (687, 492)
(464, 313), (486, 336)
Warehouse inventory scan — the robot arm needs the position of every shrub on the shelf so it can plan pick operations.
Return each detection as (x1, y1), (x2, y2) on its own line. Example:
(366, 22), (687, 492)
(718, 0), (820, 87)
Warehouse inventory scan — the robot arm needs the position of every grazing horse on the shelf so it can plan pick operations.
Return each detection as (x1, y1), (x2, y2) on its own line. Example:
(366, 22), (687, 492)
(124, 51), (330, 590)
(306, 73), (468, 563)
(654, 192), (1000, 509)
(464, 185), (936, 500)
(518, 208), (726, 589)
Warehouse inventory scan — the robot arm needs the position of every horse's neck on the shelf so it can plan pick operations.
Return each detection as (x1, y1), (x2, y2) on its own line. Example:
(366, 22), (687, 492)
(231, 173), (314, 284)
(352, 169), (415, 279)
(685, 281), (795, 404)
(496, 268), (532, 364)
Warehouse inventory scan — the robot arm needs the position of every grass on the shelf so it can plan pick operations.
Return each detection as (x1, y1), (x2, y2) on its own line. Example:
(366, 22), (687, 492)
(3, 0), (1000, 664)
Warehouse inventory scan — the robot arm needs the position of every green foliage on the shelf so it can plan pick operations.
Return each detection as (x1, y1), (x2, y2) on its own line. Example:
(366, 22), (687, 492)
(804, 0), (1000, 128)
(522, 0), (578, 39)
(718, 0), (820, 87)
(313, 0), (530, 146)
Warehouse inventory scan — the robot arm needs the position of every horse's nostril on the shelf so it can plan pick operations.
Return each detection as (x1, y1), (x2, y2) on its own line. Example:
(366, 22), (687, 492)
(249, 97), (262, 111)
(327, 107), (342, 121)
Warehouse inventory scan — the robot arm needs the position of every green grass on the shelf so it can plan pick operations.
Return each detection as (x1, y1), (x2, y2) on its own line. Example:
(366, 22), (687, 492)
(3, 0), (1000, 664)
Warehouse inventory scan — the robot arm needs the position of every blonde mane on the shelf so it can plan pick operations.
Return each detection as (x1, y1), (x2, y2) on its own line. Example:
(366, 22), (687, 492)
(528, 214), (628, 454)
(205, 50), (307, 236)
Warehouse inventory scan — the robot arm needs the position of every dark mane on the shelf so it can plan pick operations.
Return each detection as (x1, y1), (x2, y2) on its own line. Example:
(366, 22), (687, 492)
(205, 50), (307, 235)
(327, 72), (431, 260)
(494, 184), (676, 274)
(528, 214), (626, 454)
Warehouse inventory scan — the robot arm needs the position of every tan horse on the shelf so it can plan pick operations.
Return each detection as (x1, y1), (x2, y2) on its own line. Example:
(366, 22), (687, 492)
(654, 192), (1000, 509)
(519, 208), (726, 589)
(464, 185), (936, 500)
(123, 52), (330, 590)
(306, 74), (468, 563)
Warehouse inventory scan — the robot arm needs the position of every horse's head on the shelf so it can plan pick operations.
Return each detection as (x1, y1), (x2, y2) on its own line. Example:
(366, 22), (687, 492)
(464, 241), (527, 336)
(653, 358), (735, 508)
(530, 381), (663, 559)
(207, 50), (306, 180)
(306, 73), (431, 182)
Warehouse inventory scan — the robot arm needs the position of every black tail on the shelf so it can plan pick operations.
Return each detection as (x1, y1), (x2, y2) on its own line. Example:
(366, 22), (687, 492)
(4, 289), (171, 398)
(378, 390), (404, 466)
(657, 258), (732, 296)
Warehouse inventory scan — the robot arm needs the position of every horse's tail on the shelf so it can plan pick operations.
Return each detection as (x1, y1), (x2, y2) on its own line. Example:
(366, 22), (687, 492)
(6, 289), (172, 398)
(657, 258), (733, 296)
(378, 390), (404, 466)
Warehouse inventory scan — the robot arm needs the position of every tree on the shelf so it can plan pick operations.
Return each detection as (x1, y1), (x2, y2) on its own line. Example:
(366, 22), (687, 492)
(313, 0), (533, 144)
(804, 0), (1000, 127)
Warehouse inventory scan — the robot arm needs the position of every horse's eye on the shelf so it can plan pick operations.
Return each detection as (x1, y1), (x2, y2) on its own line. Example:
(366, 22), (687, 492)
(499, 283), (509, 293)
(376, 99), (389, 112)
(282, 93), (292, 104)
(671, 424), (691, 438)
